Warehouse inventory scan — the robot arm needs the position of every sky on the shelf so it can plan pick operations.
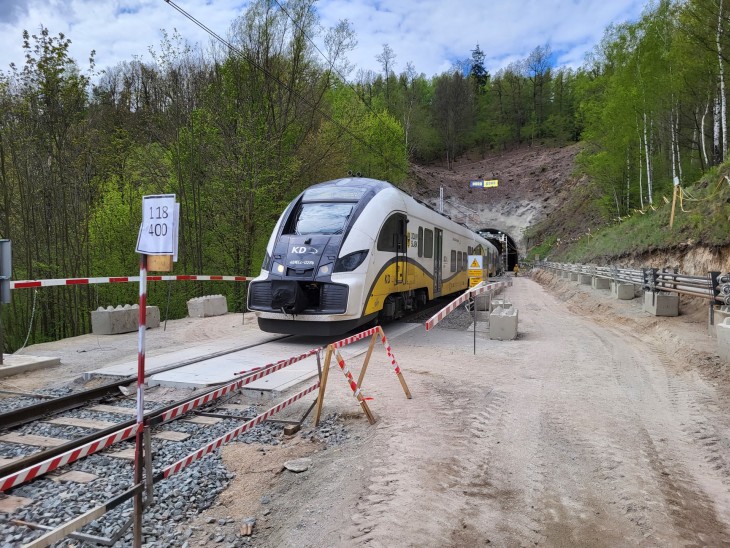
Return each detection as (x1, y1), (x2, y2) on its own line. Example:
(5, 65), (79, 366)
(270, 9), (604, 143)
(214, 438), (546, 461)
(0, 0), (650, 79)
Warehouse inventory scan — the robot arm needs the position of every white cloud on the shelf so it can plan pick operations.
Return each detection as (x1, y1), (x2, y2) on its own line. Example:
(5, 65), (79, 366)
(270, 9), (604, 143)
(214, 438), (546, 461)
(0, 0), (648, 77)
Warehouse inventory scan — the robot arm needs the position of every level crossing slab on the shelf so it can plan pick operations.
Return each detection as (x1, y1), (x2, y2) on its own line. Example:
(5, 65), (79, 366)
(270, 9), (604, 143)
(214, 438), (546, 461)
(87, 323), (418, 393)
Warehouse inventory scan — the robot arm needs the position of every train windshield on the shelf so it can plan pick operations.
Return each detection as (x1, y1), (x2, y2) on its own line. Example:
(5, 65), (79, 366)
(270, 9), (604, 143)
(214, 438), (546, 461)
(292, 202), (355, 235)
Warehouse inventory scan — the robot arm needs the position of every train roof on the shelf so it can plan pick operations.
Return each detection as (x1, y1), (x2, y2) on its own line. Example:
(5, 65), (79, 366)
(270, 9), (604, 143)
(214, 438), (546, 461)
(301, 177), (392, 201)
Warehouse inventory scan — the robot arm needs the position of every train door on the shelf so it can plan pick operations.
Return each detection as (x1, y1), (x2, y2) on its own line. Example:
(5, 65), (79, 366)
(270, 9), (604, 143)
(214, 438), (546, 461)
(434, 228), (443, 294)
(377, 212), (407, 286)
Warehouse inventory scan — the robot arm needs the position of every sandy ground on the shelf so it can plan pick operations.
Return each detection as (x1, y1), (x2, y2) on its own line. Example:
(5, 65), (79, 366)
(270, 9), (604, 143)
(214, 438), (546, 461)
(5, 270), (730, 546)
(202, 271), (730, 547)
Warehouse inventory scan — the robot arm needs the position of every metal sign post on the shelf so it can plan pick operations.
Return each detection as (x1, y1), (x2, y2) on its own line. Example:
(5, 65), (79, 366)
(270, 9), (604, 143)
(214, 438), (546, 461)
(133, 195), (179, 546)
(0, 240), (11, 366)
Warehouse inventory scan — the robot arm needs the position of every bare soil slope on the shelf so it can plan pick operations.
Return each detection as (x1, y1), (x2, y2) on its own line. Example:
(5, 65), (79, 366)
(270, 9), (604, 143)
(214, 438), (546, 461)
(404, 144), (583, 252)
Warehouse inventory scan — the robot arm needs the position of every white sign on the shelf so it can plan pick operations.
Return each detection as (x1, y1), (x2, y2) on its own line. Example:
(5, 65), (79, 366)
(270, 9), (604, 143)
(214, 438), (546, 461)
(136, 194), (179, 256)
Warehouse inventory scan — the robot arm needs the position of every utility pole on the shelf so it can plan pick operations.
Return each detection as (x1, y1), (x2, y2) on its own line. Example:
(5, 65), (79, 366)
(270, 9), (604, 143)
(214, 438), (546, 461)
(439, 186), (444, 213)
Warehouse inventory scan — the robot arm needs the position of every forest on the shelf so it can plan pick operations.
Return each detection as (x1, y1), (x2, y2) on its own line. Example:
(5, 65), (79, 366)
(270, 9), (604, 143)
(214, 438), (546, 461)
(0, 0), (726, 350)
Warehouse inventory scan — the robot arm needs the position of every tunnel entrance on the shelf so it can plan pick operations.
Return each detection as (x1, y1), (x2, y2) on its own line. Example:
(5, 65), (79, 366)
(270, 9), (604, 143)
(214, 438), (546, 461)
(477, 229), (519, 273)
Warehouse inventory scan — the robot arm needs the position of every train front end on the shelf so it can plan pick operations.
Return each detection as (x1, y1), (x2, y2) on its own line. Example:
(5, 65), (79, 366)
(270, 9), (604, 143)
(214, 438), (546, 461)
(247, 178), (385, 335)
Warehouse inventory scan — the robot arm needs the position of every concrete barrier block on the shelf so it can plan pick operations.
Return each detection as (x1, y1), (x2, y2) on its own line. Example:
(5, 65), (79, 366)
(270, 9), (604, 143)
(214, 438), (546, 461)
(91, 305), (160, 335)
(187, 294), (228, 318)
(643, 291), (679, 316)
(717, 318), (730, 364)
(491, 299), (512, 311)
(489, 306), (518, 340)
(592, 277), (610, 290)
(474, 294), (491, 311)
(614, 283), (634, 300)
(579, 274), (592, 285)
(570, 273), (579, 281)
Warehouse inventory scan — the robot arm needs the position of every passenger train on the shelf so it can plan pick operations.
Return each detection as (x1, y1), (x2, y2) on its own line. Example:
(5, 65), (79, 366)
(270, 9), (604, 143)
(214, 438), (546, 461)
(247, 177), (500, 335)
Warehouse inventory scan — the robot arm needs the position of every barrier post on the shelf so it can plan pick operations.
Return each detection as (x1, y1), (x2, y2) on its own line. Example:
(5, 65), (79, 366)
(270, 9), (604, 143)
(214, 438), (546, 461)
(313, 346), (334, 426)
(134, 253), (147, 548)
(335, 350), (375, 424)
(378, 327), (411, 399)
(356, 329), (379, 388)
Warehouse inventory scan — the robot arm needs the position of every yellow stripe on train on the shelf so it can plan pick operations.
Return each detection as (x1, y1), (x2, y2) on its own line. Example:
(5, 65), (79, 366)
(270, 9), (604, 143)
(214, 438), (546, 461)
(363, 261), (470, 316)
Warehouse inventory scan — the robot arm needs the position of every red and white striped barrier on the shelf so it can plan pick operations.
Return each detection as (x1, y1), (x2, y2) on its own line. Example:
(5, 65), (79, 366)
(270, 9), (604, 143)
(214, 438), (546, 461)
(336, 352), (364, 398)
(425, 280), (512, 331)
(160, 381), (320, 480)
(10, 274), (250, 289)
(331, 326), (380, 348)
(380, 333), (403, 376)
(0, 423), (141, 492)
(157, 347), (321, 424)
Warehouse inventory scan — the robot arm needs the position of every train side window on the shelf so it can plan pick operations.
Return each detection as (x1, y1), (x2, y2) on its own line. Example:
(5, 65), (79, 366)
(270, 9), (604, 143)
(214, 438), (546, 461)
(451, 250), (456, 272)
(424, 229), (433, 258)
(458, 251), (463, 271)
(468, 246), (473, 256)
(418, 227), (423, 257)
(377, 213), (407, 252)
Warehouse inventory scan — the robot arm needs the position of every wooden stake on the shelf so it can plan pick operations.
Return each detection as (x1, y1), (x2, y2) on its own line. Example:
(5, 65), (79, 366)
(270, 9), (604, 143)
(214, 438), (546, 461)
(356, 330), (379, 389)
(336, 350), (375, 424)
(313, 346), (333, 426)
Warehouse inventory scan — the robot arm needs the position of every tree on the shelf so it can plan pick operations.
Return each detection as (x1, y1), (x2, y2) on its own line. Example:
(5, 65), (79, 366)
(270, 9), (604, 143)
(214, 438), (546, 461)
(470, 44), (489, 93)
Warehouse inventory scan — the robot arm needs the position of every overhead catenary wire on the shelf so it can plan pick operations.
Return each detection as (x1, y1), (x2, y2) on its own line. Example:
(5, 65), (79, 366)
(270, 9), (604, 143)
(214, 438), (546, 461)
(162, 0), (408, 178)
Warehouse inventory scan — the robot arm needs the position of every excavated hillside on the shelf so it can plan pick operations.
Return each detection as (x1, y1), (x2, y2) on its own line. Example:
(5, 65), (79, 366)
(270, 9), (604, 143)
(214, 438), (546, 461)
(404, 144), (584, 256)
(406, 144), (730, 275)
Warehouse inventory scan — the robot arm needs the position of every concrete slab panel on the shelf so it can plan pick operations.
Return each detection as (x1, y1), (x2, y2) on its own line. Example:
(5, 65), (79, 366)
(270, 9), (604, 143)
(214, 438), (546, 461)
(53, 471), (98, 484)
(88, 323), (418, 394)
(153, 431), (191, 442)
(88, 404), (137, 416)
(183, 416), (223, 425)
(0, 495), (32, 513)
(85, 333), (278, 380)
(45, 417), (116, 430)
(0, 354), (60, 378)
(108, 448), (135, 460)
(0, 433), (67, 447)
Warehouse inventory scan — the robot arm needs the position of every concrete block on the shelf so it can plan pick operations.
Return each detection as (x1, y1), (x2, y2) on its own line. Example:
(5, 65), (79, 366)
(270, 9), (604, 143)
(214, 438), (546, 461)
(491, 299), (512, 310)
(489, 306), (518, 340)
(187, 294), (228, 318)
(570, 272), (579, 281)
(592, 276), (610, 290)
(579, 274), (592, 285)
(612, 282), (635, 300)
(643, 291), (679, 317)
(474, 293), (491, 311)
(91, 304), (160, 335)
(717, 318), (730, 364)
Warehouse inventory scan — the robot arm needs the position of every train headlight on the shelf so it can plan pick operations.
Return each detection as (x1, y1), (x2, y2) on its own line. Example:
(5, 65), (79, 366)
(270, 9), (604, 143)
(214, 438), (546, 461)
(273, 262), (285, 274)
(318, 263), (333, 276)
(334, 250), (369, 272)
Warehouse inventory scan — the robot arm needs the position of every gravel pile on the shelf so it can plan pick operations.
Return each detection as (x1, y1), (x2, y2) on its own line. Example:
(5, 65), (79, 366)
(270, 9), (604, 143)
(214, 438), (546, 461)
(299, 413), (349, 446)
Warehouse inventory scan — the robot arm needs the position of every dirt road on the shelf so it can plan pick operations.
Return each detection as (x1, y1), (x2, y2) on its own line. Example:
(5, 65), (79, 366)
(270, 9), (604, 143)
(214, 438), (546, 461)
(217, 272), (730, 547)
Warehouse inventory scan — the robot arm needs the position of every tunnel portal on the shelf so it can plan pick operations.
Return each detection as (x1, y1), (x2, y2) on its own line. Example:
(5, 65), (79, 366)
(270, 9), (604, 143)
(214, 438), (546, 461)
(477, 229), (519, 273)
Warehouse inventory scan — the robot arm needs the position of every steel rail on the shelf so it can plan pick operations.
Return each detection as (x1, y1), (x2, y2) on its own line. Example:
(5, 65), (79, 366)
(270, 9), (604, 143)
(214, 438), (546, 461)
(0, 336), (292, 479)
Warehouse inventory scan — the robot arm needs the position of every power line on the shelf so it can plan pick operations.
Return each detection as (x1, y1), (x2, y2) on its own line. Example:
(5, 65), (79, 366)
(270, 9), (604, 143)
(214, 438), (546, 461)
(162, 0), (407, 177)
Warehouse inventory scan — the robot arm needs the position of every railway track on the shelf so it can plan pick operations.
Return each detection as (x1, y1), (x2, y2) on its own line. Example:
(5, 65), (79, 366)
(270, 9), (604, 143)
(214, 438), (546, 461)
(0, 303), (466, 545)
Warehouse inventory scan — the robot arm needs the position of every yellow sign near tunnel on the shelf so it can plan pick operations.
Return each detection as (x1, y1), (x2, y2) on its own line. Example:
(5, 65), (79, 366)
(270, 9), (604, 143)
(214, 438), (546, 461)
(468, 255), (484, 279)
